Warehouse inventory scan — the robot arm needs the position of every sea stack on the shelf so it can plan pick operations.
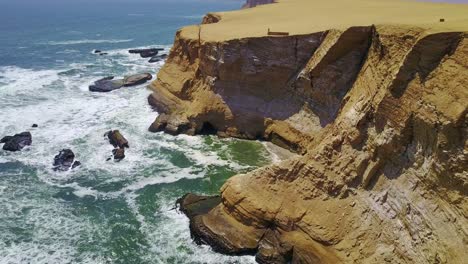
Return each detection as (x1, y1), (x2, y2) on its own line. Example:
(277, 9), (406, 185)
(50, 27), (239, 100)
(150, 0), (468, 263)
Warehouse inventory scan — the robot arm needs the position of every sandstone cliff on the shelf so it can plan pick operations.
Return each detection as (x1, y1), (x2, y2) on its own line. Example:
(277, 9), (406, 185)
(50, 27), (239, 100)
(149, 0), (468, 263)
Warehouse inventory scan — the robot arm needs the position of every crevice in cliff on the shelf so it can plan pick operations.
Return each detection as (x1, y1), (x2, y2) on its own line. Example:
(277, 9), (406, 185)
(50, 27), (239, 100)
(389, 32), (463, 98)
(296, 26), (374, 127)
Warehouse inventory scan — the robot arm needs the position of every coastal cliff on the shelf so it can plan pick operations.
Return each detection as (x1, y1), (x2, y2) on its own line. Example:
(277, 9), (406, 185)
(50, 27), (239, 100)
(148, 0), (468, 263)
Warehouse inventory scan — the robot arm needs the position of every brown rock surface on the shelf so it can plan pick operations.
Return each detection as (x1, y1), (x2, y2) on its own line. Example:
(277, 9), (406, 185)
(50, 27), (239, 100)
(150, 0), (468, 263)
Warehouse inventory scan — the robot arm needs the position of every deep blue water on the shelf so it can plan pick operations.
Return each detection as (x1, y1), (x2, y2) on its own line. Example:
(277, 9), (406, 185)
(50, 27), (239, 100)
(0, 1), (272, 263)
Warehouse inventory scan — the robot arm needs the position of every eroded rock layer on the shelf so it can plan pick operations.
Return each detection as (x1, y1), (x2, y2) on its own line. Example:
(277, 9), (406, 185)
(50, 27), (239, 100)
(149, 5), (468, 263)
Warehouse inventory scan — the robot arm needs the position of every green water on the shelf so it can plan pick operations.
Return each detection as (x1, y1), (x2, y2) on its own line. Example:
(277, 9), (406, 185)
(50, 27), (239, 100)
(0, 135), (269, 263)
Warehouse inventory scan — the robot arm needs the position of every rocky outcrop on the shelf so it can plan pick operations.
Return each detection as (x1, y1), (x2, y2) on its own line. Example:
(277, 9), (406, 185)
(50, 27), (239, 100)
(53, 149), (80, 171)
(242, 0), (274, 9)
(149, 0), (468, 263)
(106, 130), (129, 161)
(1, 132), (32, 151)
(89, 74), (152, 92)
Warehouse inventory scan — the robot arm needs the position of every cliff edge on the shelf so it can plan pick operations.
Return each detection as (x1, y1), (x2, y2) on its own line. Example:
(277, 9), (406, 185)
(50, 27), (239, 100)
(149, 0), (468, 263)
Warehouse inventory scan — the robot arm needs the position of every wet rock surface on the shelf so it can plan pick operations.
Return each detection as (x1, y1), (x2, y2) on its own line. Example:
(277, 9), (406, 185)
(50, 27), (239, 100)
(89, 73), (152, 92)
(89, 77), (124, 92)
(106, 130), (129, 148)
(123, 73), (152, 87)
(112, 148), (125, 161)
(148, 54), (168, 63)
(1, 132), (32, 151)
(128, 48), (164, 58)
(53, 149), (80, 171)
(105, 130), (129, 161)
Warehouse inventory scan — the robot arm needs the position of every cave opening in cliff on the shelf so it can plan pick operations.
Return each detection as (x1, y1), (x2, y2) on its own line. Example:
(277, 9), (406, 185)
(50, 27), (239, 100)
(199, 122), (218, 135)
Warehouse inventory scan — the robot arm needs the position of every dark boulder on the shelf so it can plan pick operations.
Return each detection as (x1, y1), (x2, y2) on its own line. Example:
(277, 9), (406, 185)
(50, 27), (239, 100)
(123, 73), (152, 87)
(0, 136), (13, 143)
(99, 52), (108, 56)
(148, 54), (168, 63)
(72, 161), (81, 169)
(1, 132), (32, 151)
(32, 124), (38, 128)
(140, 50), (158, 58)
(112, 148), (125, 161)
(128, 48), (164, 54)
(106, 130), (129, 148)
(89, 76), (124, 92)
(53, 149), (80, 171)
(94, 50), (102, 54)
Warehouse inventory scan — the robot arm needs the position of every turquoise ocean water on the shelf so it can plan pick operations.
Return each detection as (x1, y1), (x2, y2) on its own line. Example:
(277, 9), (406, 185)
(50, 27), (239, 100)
(0, 1), (273, 263)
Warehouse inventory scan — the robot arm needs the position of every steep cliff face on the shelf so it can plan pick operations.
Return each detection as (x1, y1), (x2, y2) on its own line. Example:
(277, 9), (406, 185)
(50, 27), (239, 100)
(148, 1), (468, 263)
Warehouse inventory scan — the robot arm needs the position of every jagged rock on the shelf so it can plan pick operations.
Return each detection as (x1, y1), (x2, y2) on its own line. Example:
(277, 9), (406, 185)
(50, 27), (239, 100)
(53, 149), (80, 171)
(106, 130), (129, 148)
(112, 148), (125, 161)
(123, 73), (152, 87)
(1, 132), (32, 151)
(165, 0), (468, 262)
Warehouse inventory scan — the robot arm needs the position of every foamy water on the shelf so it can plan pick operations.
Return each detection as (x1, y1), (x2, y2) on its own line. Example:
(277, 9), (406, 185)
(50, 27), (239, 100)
(0, 44), (264, 263)
(0, 1), (263, 262)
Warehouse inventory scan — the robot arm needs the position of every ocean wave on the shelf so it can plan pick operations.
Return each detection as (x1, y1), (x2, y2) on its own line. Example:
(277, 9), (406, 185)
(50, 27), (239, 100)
(42, 39), (134, 46)
(56, 49), (79, 54)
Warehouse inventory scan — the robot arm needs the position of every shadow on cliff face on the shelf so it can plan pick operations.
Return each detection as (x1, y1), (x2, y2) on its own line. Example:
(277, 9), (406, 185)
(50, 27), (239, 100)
(164, 25), (468, 264)
(148, 26), (377, 154)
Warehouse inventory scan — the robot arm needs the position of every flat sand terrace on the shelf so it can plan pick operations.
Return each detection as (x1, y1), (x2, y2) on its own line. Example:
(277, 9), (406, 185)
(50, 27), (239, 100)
(180, 0), (468, 42)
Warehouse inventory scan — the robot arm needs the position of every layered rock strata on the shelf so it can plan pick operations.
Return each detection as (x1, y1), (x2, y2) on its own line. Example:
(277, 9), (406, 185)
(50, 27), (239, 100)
(149, 0), (468, 262)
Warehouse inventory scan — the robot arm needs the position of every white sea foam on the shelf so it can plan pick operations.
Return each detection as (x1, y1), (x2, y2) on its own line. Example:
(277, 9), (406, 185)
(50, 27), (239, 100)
(43, 39), (134, 45)
(0, 43), (269, 263)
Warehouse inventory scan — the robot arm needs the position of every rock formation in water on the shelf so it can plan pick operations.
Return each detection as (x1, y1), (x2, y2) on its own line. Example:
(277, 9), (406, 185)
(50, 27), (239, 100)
(53, 149), (80, 171)
(242, 0), (274, 9)
(148, 0), (468, 262)
(1, 132), (32, 151)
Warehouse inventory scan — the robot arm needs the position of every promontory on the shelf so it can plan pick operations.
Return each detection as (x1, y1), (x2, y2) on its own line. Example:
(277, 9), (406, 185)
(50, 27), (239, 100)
(148, 0), (468, 263)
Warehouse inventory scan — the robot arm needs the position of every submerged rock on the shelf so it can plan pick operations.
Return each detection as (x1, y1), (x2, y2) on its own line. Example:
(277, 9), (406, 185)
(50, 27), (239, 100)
(106, 130), (129, 148)
(1, 132), (32, 151)
(53, 149), (80, 171)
